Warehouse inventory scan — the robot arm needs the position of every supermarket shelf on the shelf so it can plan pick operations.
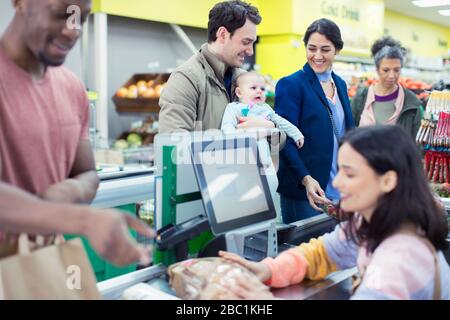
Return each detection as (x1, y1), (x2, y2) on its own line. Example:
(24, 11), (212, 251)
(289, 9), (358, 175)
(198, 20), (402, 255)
(335, 55), (373, 65)
(116, 104), (160, 113)
(336, 55), (445, 73)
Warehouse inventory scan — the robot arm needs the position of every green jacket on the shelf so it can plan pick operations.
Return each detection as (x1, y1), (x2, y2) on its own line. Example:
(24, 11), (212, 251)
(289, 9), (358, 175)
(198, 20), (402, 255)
(159, 43), (244, 133)
(350, 85), (423, 139)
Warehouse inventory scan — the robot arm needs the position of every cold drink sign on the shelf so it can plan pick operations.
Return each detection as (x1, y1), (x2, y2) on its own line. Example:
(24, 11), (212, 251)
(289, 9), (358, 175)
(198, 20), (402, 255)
(320, 0), (360, 22)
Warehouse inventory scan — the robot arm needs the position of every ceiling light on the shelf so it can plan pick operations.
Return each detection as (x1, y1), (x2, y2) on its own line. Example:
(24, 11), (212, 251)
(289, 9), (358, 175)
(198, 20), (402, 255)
(438, 9), (450, 15)
(412, 0), (450, 7)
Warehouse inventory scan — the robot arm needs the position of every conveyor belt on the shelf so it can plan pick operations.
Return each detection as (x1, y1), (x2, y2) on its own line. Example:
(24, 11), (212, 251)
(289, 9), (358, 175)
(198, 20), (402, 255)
(98, 264), (170, 300)
(97, 263), (356, 300)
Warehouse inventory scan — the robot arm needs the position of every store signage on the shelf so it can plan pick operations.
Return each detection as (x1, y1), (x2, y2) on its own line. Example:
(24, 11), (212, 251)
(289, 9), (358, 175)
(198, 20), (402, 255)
(258, 0), (384, 55)
(291, 0), (385, 55)
(384, 10), (450, 57)
(320, 1), (360, 22)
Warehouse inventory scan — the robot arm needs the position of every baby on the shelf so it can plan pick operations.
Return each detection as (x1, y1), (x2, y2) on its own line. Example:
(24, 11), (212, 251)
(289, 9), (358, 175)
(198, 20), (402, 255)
(221, 72), (304, 148)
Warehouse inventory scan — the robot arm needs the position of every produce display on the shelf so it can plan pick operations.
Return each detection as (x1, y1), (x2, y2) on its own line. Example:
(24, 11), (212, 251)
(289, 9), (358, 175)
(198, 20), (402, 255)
(347, 77), (432, 104)
(113, 117), (158, 149)
(109, 116), (157, 165)
(398, 77), (432, 91)
(430, 183), (450, 198)
(112, 73), (170, 113)
(115, 79), (166, 99)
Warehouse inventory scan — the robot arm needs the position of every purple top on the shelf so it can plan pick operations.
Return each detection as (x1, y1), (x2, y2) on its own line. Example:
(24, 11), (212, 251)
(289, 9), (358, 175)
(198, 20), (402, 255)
(374, 87), (399, 102)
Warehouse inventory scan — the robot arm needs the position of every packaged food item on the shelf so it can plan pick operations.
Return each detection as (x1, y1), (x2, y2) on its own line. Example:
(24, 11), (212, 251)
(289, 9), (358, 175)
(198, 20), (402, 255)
(168, 257), (271, 300)
(318, 201), (339, 219)
(121, 283), (180, 300)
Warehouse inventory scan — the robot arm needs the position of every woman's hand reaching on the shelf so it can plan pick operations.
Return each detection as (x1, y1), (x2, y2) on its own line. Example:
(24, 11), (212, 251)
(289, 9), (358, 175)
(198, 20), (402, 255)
(219, 250), (272, 283)
(302, 175), (331, 211)
(218, 251), (276, 300)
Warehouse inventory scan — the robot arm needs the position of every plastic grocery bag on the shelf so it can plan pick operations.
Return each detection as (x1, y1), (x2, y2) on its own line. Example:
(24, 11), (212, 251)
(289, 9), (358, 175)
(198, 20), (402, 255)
(168, 257), (271, 300)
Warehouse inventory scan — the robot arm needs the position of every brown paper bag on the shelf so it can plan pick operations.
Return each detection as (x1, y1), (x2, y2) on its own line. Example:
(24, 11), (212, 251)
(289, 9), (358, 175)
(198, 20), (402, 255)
(0, 235), (101, 300)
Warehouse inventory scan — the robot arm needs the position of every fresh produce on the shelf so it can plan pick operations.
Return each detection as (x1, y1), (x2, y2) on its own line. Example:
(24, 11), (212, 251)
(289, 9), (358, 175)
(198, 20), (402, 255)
(348, 85), (358, 98)
(349, 77), (432, 103)
(115, 87), (128, 98)
(113, 117), (158, 150)
(126, 85), (138, 98)
(398, 77), (432, 91)
(113, 139), (129, 150)
(430, 183), (450, 198)
(115, 80), (166, 99)
(126, 133), (142, 147)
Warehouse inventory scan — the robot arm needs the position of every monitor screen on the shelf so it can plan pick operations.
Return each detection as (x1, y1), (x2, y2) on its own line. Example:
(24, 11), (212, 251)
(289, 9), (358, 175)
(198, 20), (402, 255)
(191, 138), (276, 235)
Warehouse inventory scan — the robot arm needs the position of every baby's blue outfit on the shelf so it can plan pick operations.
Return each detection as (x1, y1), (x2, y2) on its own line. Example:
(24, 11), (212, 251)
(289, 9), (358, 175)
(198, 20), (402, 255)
(221, 102), (304, 143)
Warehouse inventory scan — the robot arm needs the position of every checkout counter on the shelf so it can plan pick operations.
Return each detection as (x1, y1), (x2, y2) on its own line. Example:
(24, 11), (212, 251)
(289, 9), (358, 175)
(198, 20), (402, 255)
(92, 139), (450, 299)
(92, 165), (155, 209)
(97, 214), (356, 300)
(82, 165), (156, 281)
(97, 201), (448, 300)
(97, 213), (357, 300)
(93, 159), (357, 300)
(98, 262), (357, 301)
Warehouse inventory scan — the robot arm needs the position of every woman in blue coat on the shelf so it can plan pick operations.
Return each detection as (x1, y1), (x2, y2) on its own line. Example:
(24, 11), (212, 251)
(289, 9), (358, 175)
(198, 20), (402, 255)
(275, 19), (355, 223)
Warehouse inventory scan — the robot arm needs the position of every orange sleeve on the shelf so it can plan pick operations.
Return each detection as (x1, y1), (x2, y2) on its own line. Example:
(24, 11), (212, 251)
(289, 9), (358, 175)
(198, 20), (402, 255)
(261, 248), (308, 288)
(262, 236), (339, 287)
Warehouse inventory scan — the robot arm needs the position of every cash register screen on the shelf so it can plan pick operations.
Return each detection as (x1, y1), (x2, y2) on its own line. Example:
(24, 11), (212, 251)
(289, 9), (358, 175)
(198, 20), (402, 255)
(191, 138), (276, 235)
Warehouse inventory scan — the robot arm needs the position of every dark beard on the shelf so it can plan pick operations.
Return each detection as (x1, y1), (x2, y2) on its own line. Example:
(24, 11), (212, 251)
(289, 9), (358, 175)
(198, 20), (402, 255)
(38, 51), (65, 67)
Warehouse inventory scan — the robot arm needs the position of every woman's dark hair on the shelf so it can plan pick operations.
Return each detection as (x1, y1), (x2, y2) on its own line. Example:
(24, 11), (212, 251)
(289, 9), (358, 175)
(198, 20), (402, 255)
(303, 18), (344, 51)
(371, 36), (406, 68)
(208, 0), (261, 43)
(338, 125), (448, 253)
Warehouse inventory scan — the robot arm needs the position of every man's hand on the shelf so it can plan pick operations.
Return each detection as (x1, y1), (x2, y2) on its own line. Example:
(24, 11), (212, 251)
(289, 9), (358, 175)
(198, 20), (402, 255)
(84, 210), (155, 266)
(302, 175), (331, 211)
(237, 117), (275, 129)
(40, 179), (86, 204)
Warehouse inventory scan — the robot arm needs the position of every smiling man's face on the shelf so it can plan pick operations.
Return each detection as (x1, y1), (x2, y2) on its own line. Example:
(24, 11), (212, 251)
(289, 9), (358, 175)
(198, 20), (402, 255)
(221, 18), (257, 68)
(20, 0), (91, 66)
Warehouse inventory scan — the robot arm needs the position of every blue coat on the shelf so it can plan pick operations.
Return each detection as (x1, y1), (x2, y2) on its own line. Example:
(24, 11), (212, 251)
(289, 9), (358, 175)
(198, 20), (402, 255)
(275, 63), (355, 200)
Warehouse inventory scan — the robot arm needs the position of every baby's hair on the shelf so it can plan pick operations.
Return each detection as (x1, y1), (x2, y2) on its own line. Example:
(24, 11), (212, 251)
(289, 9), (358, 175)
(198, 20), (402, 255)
(234, 71), (265, 88)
